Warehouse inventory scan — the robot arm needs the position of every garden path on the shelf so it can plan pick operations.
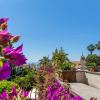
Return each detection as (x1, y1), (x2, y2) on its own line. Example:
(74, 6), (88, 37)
(70, 83), (100, 100)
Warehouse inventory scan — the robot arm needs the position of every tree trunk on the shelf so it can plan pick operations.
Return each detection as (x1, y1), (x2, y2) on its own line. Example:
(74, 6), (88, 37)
(90, 51), (92, 55)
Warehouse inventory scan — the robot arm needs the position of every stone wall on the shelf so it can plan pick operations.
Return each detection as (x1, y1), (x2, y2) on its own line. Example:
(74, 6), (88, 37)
(76, 71), (86, 83)
(76, 71), (100, 89)
(59, 70), (100, 89)
(85, 72), (100, 89)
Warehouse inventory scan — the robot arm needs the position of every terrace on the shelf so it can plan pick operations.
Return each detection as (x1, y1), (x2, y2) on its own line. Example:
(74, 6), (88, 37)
(57, 70), (100, 100)
(0, 16), (100, 99)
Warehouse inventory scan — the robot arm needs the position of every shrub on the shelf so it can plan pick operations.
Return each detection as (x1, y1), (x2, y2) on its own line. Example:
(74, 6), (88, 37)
(13, 76), (31, 91)
(96, 56), (100, 66)
(0, 80), (19, 93)
(86, 62), (96, 67)
(86, 54), (100, 66)
(60, 61), (71, 70)
(13, 68), (38, 91)
(21, 67), (37, 76)
(86, 54), (97, 63)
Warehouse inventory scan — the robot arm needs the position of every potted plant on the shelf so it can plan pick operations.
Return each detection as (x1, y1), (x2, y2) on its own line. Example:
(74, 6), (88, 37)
(86, 62), (96, 72)
(60, 61), (71, 70)
(60, 62), (76, 82)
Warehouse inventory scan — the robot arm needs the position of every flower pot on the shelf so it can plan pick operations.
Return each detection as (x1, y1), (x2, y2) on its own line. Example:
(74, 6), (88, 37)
(61, 70), (76, 82)
(88, 67), (96, 72)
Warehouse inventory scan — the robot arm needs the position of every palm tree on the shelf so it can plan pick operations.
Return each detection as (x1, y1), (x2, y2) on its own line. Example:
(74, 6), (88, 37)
(52, 48), (59, 67)
(52, 47), (69, 68)
(96, 41), (100, 51)
(87, 44), (96, 55)
(39, 56), (51, 67)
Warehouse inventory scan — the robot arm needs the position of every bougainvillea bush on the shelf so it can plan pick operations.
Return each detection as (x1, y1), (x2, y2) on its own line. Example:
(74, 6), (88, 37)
(37, 67), (81, 100)
(0, 18), (28, 99)
(0, 86), (29, 100)
(38, 67), (97, 100)
(0, 18), (27, 80)
(45, 79), (83, 100)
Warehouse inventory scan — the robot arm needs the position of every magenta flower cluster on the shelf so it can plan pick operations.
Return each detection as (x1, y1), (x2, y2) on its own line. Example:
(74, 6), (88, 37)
(44, 79), (83, 100)
(0, 86), (29, 100)
(3, 44), (27, 66)
(0, 18), (27, 80)
(0, 62), (11, 80)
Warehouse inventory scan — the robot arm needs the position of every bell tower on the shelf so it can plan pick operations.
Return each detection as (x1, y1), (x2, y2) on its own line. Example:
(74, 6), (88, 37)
(80, 53), (86, 70)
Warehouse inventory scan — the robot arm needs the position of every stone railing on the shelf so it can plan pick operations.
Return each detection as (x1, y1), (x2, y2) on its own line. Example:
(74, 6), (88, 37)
(85, 71), (100, 89)
(58, 70), (100, 89)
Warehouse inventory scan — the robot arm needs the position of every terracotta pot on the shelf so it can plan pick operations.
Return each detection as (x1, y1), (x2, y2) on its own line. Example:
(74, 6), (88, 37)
(61, 70), (76, 82)
(88, 67), (95, 72)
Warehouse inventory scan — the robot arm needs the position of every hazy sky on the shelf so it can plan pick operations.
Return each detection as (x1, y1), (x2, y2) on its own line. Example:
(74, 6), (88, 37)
(0, 0), (100, 62)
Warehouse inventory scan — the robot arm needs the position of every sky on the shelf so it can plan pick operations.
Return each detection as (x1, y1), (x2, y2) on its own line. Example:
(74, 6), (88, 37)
(0, 0), (100, 62)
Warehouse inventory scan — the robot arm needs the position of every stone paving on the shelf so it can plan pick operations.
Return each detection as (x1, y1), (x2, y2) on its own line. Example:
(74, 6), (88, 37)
(70, 83), (100, 100)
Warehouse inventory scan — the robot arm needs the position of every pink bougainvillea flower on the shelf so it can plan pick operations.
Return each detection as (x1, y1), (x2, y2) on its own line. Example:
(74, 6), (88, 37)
(20, 90), (29, 98)
(11, 86), (17, 96)
(9, 53), (27, 66)
(3, 44), (23, 54)
(10, 35), (20, 43)
(3, 45), (27, 66)
(43, 78), (84, 100)
(0, 18), (8, 25)
(0, 62), (11, 80)
(0, 18), (8, 31)
(0, 33), (13, 46)
(10, 86), (18, 99)
(3, 46), (13, 54)
(0, 18), (12, 46)
(0, 90), (9, 100)
(14, 44), (23, 53)
(0, 29), (8, 35)
(0, 22), (7, 30)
